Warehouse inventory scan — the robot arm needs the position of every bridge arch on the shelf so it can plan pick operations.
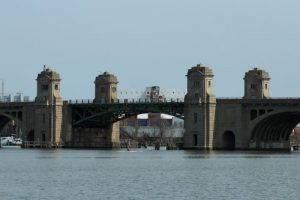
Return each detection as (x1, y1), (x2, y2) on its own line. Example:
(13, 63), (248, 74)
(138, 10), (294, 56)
(27, 130), (35, 141)
(73, 111), (184, 128)
(71, 102), (184, 128)
(0, 111), (23, 133)
(70, 102), (184, 148)
(251, 111), (300, 149)
(0, 111), (22, 124)
(222, 131), (235, 150)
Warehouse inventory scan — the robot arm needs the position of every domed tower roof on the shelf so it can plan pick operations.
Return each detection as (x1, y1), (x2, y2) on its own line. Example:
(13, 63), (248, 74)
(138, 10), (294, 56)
(187, 64), (214, 76)
(37, 66), (61, 81)
(95, 71), (118, 84)
(244, 67), (270, 80)
(94, 71), (118, 104)
(243, 67), (271, 99)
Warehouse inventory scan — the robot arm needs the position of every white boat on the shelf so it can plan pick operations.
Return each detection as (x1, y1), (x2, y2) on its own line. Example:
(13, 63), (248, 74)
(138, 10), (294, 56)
(1, 137), (11, 146)
(14, 138), (22, 145)
(0, 136), (22, 146)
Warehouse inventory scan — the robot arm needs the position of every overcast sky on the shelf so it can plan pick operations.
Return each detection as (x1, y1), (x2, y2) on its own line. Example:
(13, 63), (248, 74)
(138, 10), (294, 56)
(0, 0), (300, 100)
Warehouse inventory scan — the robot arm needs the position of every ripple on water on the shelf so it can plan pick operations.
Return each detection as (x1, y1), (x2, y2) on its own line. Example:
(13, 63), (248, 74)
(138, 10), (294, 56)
(0, 149), (300, 200)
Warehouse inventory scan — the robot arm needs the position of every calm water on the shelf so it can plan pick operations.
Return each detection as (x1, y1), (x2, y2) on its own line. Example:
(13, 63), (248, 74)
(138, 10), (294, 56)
(0, 147), (300, 200)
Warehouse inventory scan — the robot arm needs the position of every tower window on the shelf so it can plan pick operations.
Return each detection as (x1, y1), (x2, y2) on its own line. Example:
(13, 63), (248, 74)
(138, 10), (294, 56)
(101, 87), (106, 92)
(194, 81), (200, 87)
(265, 84), (268, 89)
(42, 131), (46, 142)
(208, 81), (211, 87)
(55, 84), (59, 90)
(194, 112), (198, 123)
(42, 84), (49, 91)
(193, 134), (198, 146)
(250, 84), (256, 89)
(112, 87), (117, 92)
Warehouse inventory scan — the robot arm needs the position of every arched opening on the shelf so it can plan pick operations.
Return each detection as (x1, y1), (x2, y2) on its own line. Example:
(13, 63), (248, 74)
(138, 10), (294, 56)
(71, 91), (185, 149)
(222, 131), (235, 150)
(250, 109), (257, 120)
(119, 113), (184, 150)
(71, 110), (185, 149)
(27, 130), (35, 141)
(0, 114), (23, 146)
(251, 112), (300, 150)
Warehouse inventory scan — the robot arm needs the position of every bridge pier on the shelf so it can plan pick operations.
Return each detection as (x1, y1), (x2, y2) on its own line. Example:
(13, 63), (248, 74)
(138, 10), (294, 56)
(18, 67), (65, 148)
(67, 123), (120, 148)
(184, 65), (216, 150)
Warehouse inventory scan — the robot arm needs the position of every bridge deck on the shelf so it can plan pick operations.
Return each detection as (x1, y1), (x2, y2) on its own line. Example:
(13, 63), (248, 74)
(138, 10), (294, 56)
(217, 98), (300, 105)
(70, 101), (184, 127)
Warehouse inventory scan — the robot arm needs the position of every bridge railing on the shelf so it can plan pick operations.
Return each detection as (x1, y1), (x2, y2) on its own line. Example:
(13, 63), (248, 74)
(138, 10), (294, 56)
(0, 100), (35, 104)
(69, 98), (185, 104)
(22, 141), (64, 148)
(217, 97), (242, 99)
(217, 97), (300, 100)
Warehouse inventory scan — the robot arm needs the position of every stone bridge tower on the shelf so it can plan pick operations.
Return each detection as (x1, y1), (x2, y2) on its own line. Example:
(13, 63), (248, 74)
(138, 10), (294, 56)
(94, 72), (118, 103)
(184, 64), (216, 149)
(244, 67), (270, 99)
(32, 66), (63, 145)
(93, 72), (119, 148)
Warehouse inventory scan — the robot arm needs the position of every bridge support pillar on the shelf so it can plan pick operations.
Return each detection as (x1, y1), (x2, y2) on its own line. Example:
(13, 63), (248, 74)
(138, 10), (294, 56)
(184, 101), (216, 150)
(69, 123), (120, 148)
(109, 122), (120, 148)
(183, 64), (216, 150)
(22, 67), (64, 148)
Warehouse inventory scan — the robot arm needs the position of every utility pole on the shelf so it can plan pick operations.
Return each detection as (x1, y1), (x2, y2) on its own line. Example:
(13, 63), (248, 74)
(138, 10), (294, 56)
(0, 79), (4, 101)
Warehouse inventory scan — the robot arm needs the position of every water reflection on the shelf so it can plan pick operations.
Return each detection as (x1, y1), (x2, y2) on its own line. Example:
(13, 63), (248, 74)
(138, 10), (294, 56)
(0, 148), (300, 200)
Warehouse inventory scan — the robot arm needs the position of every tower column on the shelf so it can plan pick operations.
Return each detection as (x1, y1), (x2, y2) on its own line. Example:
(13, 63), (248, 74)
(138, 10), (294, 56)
(94, 72), (120, 148)
(184, 64), (216, 149)
(30, 66), (63, 147)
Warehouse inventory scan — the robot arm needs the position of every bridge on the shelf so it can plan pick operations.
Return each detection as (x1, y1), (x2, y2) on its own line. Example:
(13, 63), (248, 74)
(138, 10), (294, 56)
(0, 65), (299, 150)
(71, 101), (184, 128)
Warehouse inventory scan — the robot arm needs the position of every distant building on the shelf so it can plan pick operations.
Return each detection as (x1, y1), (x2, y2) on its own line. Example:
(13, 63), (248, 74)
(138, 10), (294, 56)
(291, 127), (300, 137)
(143, 86), (164, 102)
(118, 86), (186, 103)
(120, 113), (184, 148)
(120, 113), (174, 129)
(120, 113), (184, 138)
(291, 128), (300, 147)
(0, 93), (30, 102)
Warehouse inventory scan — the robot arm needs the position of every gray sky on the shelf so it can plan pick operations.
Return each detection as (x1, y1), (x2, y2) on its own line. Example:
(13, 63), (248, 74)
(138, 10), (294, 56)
(1, 0), (300, 100)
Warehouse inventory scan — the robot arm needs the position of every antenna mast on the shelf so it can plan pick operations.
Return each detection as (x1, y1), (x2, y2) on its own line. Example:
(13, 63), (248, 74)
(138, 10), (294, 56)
(1, 79), (3, 101)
